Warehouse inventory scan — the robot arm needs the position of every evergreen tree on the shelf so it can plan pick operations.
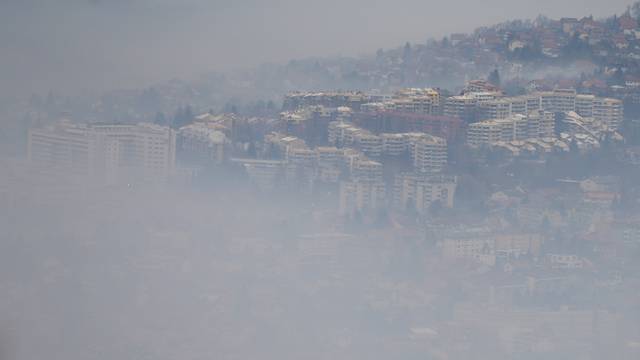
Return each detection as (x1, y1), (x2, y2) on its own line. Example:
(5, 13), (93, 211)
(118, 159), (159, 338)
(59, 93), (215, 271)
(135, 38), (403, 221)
(633, 1), (640, 22)
(441, 36), (449, 48)
(154, 112), (167, 126)
(403, 42), (412, 62)
(488, 69), (501, 87)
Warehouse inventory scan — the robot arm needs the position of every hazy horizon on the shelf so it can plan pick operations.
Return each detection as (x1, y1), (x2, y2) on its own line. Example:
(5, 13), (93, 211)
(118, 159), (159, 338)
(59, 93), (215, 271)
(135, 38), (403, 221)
(3, 2), (640, 358)
(0, 0), (634, 98)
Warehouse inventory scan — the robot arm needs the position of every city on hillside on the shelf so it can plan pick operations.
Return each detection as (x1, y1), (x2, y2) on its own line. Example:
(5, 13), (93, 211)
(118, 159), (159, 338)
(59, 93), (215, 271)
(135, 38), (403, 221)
(3, 2), (640, 360)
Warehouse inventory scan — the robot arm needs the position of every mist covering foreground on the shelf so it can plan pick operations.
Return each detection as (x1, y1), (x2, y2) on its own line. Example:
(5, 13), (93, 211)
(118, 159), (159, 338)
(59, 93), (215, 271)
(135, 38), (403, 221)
(3, 1), (640, 360)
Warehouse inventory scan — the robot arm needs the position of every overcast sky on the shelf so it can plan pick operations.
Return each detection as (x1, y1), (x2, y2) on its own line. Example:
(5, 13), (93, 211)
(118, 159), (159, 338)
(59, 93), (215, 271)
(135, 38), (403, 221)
(0, 0), (634, 98)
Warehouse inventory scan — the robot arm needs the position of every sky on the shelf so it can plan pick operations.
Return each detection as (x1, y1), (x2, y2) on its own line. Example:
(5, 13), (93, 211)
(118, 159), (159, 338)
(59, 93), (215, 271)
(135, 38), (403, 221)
(0, 0), (634, 98)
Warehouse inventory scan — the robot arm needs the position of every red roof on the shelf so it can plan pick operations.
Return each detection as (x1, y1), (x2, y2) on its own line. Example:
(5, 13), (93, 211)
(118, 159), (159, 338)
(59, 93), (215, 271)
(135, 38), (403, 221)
(619, 14), (637, 30)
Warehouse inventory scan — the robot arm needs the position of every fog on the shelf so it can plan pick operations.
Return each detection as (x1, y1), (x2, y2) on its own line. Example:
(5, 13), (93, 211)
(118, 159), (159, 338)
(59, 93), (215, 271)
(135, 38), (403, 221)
(0, 0), (632, 98)
(3, 1), (640, 359)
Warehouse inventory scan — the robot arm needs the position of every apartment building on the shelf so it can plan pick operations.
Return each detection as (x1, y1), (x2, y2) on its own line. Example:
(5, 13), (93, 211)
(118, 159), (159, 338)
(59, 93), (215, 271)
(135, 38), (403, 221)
(237, 159), (287, 191)
(575, 94), (596, 117)
(316, 146), (343, 167)
(593, 97), (624, 130)
(478, 99), (513, 120)
(28, 120), (117, 183)
(451, 89), (621, 129)
(381, 133), (409, 156)
(92, 123), (177, 183)
(351, 131), (381, 158)
(178, 122), (228, 165)
(393, 173), (457, 213)
(338, 155), (386, 215)
(28, 120), (177, 185)
(413, 134), (448, 174)
(540, 88), (577, 113)
(352, 159), (384, 183)
(467, 119), (508, 146)
(338, 180), (386, 216)
(358, 88), (441, 115)
(444, 95), (477, 121)
(467, 112), (555, 147)
(265, 132), (307, 159)
(464, 79), (501, 93)
(441, 232), (496, 266)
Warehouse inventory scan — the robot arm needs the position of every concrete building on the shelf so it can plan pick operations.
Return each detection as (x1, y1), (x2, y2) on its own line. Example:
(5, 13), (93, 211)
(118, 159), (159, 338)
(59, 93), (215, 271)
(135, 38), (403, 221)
(467, 112), (554, 147)
(178, 122), (229, 165)
(413, 134), (448, 174)
(354, 131), (383, 158)
(457, 90), (622, 130)
(338, 180), (386, 216)
(338, 156), (386, 215)
(28, 120), (118, 183)
(393, 173), (457, 213)
(235, 158), (287, 191)
(592, 97), (623, 130)
(467, 119), (508, 146)
(352, 159), (384, 183)
(265, 132), (307, 159)
(381, 133), (410, 156)
(91, 123), (177, 183)
(444, 95), (477, 122)
(28, 120), (177, 185)
(382, 88), (442, 115)
(316, 146), (343, 167)
(478, 99), (513, 120)
(464, 79), (501, 93)
(441, 232), (496, 266)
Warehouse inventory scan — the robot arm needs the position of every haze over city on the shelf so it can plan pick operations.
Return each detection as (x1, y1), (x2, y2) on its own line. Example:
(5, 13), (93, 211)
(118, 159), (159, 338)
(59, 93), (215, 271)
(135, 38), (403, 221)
(3, 1), (640, 359)
(0, 0), (633, 97)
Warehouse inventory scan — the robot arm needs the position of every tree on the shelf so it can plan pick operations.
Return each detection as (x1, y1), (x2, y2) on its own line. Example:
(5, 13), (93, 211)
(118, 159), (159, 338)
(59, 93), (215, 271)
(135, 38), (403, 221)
(632, 1), (640, 22)
(172, 105), (194, 129)
(561, 33), (592, 61)
(429, 200), (443, 217)
(488, 69), (501, 87)
(403, 42), (412, 62)
(184, 105), (194, 123)
(154, 112), (167, 126)
(375, 208), (390, 228)
(247, 142), (257, 158)
(609, 67), (625, 86)
(441, 36), (449, 48)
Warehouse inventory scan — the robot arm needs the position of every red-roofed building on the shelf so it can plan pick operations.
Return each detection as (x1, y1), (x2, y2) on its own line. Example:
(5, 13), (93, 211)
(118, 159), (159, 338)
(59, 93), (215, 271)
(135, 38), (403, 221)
(619, 14), (638, 31)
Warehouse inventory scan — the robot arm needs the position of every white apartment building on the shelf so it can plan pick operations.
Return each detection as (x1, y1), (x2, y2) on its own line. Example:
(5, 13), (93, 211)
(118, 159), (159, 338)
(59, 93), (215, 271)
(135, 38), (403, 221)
(28, 120), (117, 183)
(384, 88), (441, 115)
(352, 159), (384, 183)
(413, 134), (448, 173)
(237, 158), (287, 191)
(28, 120), (177, 185)
(178, 122), (228, 164)
(593, 97), (624, 130)
(393, 173), (457, 212)
(456, 89), (622, 130)
(478, 99), (513, 120)
(338, 180), (386, 216)
(265, 132), (308, 159)
(381, 133), (409, 156)
(354, 131), (383, 158)
(444, 95), (477, 120)
(89, 123), (177, 183)
(441, 235), (496, 266)
(316, 146), (343, 167)
(575, 94), (596, 117)
(467, 112), (555, 147)
(540, 89), (577, 113)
